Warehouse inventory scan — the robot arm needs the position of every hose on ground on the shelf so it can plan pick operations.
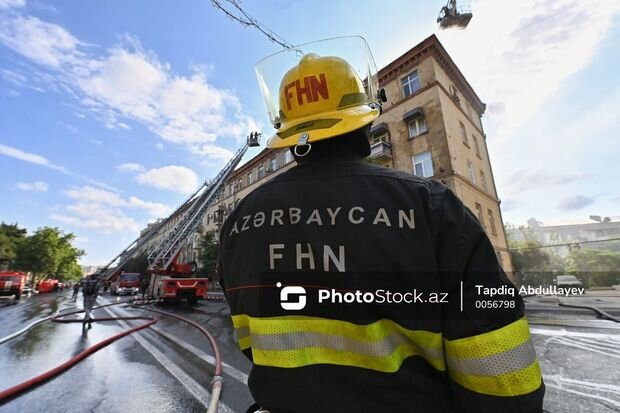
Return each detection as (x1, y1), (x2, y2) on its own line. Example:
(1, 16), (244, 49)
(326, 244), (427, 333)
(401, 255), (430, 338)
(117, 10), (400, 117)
(0, 301), (156, 404)
(130, 302), (224, 413)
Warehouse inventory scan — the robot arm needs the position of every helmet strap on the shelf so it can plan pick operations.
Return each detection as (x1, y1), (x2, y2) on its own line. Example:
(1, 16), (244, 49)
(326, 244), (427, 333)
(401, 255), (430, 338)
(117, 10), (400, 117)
(294, 132), (312, 158)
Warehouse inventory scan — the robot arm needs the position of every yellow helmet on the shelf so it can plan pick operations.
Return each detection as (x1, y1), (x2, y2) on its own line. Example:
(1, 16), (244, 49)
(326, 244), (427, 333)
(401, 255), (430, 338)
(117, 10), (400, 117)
(255, 37), (381, 150)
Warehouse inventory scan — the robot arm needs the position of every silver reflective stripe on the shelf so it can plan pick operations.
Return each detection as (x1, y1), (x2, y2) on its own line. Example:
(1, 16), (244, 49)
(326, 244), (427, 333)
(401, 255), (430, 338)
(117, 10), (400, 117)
(249, 330), (443, 360)
(446, 339), (537, 376)
(236, 326), (250, 340)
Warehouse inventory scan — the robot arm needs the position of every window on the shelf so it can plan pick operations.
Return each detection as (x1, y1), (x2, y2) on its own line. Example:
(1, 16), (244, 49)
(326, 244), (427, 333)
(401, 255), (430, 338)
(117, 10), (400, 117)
(270, 157), (278, 172)
(236, 179), (243, 191)
(480, 170), (488, 192)
(285, 150), (293, 164)
(228, 184), (233, 196)
(258, 164), (265, 179)
(412, 151), (433, 178)
(373, 132), (389, 144)
(467, 160), (476, 184)
(473, 135), (481, 157)
(488, 209), (498, 235)
(460, 121), (468, 145)
(401, 71), (420, 98)
(475, 203), (485, 227)
(247, 172), (253, 185)
(408, 116), (427, 138)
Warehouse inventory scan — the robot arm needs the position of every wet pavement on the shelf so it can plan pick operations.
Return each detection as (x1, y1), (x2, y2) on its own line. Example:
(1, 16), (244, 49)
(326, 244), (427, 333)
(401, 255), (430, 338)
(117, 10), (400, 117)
(1, 289), (619, 412)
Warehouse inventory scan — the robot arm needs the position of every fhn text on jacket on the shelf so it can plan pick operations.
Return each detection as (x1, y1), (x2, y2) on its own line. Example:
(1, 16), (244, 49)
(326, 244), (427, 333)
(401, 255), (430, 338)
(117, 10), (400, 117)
(218, 36), (544, 413)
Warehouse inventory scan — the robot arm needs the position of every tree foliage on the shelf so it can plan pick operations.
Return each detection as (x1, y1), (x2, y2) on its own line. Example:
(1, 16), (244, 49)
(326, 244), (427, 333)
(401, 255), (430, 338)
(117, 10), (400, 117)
(122, 252), (149, 275)
(566, 248), (620, 287)
(0, 222), (27, 268)
(13, 227), (84, 282)
(506, 225), (566, 286)
(199, 231), (219, 280)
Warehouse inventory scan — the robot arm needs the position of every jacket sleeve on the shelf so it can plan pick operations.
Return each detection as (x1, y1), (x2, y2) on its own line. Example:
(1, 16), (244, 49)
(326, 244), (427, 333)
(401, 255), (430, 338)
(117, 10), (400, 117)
(434, 184), (545, 413)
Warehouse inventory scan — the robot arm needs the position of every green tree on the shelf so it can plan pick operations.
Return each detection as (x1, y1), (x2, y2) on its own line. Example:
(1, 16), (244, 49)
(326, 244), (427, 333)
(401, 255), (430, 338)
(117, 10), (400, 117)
(506, 225), (566, 286)
(14, 227), (84, 283)
(122, 253), (149, 275)
(199, 231), (219, 280)
(566, 248), (620, 287)
(0, 222), (27, 268)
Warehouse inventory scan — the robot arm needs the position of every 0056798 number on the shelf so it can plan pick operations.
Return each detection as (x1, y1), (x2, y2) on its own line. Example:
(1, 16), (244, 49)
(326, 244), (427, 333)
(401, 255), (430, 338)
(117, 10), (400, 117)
(474, 300), (515, 309)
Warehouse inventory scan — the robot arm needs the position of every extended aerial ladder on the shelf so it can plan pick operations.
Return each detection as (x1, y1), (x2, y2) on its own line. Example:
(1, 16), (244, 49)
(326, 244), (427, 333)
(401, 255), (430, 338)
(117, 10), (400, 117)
(145, 132), (260, 303)
(99, 132), (260, 303)
(98, 184), (208, 281)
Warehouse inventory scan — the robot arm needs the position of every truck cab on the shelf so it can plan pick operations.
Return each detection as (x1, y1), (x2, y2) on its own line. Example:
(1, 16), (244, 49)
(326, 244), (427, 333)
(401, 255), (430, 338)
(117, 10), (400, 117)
(111, 272), (140, 296)
(0, 272), (26, 299)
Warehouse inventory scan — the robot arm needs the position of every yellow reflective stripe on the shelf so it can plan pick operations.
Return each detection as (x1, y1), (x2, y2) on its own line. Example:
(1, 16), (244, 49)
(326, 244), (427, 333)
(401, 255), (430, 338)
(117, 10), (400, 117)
(231, 314), (445, 372)
(444, 317), (542, 396)
(449, 361), (542, 397)
(445, 318), (531, 358)
(253, 341), (439, 373)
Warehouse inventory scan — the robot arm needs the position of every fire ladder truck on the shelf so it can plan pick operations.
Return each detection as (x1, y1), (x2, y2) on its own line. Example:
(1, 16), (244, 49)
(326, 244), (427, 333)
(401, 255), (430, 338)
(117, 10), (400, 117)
(100, 132), (260, 303)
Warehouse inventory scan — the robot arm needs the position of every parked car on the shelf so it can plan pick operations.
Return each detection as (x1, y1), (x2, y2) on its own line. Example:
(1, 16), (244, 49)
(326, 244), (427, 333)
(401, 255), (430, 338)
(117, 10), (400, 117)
(553, 274), (584, 288)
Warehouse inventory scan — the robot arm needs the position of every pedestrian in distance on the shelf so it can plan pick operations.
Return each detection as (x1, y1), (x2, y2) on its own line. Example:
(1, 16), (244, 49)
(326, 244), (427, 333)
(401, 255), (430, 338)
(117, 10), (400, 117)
(81, 273), (99, 329)
(218, 37), (544, 413)
(71, 281), (80, 302)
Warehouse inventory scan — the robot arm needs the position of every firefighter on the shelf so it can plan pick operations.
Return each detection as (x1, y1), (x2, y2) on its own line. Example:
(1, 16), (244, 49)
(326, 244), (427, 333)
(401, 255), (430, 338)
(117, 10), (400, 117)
(218, 37), (544, 412)
(81, 273), (99, 329)
(71, 281), (80, 302)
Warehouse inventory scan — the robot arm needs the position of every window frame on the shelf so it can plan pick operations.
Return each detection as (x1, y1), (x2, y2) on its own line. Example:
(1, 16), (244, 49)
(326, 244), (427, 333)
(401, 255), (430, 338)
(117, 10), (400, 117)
(408, 116), (428, 139)
(412, 151), (434, 178)
(475, 202), (485, 228)
(467, 160), (476, 184)
(488, 209), (498, 235)
(401, 71), (421, 98)
(459, 121), (468, 146)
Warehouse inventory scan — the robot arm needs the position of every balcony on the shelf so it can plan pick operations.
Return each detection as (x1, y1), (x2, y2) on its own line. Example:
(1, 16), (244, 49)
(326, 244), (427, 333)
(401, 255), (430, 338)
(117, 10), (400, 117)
(369, 141), (393, 160)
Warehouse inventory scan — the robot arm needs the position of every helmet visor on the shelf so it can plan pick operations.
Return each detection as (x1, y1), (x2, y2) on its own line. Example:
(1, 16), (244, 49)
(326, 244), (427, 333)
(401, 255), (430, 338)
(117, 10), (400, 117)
(255, 36), (380, 129)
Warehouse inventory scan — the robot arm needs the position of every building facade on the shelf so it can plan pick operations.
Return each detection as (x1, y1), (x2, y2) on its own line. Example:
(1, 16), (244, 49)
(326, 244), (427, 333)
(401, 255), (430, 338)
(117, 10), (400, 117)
(367, 34), (512, 270)
(135, 34), (513, 273)
(508, 217), (620, 257)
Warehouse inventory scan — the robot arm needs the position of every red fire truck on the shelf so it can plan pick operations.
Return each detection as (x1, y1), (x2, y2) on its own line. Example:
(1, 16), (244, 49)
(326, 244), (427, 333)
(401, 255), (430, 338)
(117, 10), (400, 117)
(0, 271), (27, 299)
(110, 272), (141, 296)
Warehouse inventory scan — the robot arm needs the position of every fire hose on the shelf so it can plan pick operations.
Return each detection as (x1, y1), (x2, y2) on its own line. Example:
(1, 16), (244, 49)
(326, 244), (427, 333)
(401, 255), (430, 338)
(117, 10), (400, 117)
(0, 298), (225, 413)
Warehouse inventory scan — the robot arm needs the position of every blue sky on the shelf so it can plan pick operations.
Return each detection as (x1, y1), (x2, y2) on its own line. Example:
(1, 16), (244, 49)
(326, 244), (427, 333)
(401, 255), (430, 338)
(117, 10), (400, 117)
(1, 0), (619, 265)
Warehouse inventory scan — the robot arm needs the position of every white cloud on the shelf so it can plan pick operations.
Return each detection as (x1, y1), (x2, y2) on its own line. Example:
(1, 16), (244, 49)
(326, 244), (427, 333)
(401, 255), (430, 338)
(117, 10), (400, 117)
(1, 69), (27, 86)
(0, 15), (81, 68)
(16, 181), (48, 191)
(154, 143), (164, 151)
(136, 165), (198, 194)
(65, 185), (125, 206)
(437, 0), (620, 141)
(51, 204), (140, 234)
(0, 143), (64, 169)
(0, 0), (25, 9)
(53, 186), (172, 234)
(127, 196), (171, 217)
(0, 13), (257, 162)
(557, 195), (596, 211)
(116, 162), (145, 172)
(502, 169), (589, 194)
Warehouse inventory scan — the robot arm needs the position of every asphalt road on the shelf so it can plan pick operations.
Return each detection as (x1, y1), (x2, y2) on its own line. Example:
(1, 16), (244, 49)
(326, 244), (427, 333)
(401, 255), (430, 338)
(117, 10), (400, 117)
(1, 289), (619, 412)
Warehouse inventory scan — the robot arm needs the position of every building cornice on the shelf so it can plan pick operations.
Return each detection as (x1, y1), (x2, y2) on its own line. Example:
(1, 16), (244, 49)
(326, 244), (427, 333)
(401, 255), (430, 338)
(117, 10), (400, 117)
(378, 34), (485, 115)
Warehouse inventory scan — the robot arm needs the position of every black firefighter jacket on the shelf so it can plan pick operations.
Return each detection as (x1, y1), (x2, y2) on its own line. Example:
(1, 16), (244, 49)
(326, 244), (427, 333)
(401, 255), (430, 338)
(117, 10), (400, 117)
(218, 157), (545, 413)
